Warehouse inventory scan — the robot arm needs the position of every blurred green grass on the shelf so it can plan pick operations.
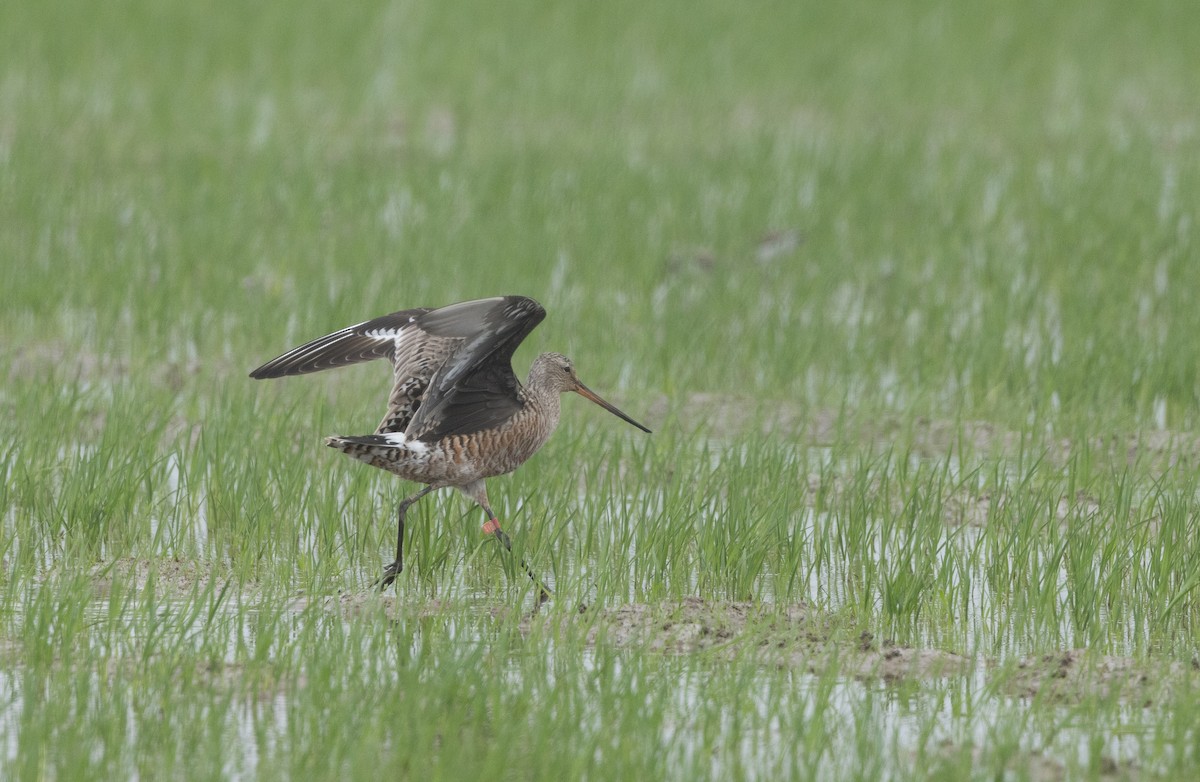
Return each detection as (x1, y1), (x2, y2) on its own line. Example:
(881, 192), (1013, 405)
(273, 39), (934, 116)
(3, 0), (1198, 424)
(4, 0), (1200, 778)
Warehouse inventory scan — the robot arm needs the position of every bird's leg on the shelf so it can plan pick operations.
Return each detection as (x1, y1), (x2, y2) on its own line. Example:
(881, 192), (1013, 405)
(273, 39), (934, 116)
(375, 485), (437, 591)
(481, 509), (552, 605)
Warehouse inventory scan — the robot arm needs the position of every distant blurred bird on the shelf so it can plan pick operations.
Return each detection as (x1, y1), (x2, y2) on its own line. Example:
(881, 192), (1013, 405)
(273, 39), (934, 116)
(250, 295), (651, 602)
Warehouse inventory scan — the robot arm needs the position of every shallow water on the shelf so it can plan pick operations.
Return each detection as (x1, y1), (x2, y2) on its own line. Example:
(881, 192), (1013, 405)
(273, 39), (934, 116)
(0, 603), (1160, 780)
(2, 433), (1191, 777)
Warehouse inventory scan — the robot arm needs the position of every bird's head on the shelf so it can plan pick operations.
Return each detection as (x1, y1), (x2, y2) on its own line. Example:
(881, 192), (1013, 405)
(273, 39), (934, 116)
(532, 352), (651, 433)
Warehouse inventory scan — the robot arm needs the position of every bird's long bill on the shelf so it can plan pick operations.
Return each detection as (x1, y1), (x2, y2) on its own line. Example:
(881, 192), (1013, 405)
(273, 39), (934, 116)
(574, 382), (652, 433)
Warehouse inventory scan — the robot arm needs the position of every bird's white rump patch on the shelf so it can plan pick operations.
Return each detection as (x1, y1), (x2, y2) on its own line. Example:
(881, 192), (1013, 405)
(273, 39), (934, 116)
(381, 431), (427, 453)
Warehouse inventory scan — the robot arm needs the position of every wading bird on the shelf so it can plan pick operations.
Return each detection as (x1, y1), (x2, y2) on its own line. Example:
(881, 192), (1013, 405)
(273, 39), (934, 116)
(249, 295), (651, 602)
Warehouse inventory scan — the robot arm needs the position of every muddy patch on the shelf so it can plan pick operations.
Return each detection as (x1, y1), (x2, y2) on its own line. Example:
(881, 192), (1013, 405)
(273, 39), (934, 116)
(999, 649), (1192, 706)
(320, 594), (973, 683)
(540, 598), (976, 682)
(559, 600), (971, 681)
(87, 557), (227, 595)
(843, 631), (971, 680)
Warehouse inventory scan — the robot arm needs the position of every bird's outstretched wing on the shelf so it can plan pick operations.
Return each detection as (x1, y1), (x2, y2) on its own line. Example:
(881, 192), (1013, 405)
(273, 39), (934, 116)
(249, 308), (429, 379)
(249, 296), (545, 439)
(405, 296), (546, 442)
(251, 306), (450, 434)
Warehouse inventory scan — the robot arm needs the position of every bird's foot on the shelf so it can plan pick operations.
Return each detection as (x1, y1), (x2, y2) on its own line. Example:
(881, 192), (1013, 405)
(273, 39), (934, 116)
(483, 518), (552, 606)
(373, 560), (402, 591)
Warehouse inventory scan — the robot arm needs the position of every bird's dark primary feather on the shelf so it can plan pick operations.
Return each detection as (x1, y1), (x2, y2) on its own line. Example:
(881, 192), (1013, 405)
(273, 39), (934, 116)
(248, 308), (429, 378)
(406, 296), (546, 441)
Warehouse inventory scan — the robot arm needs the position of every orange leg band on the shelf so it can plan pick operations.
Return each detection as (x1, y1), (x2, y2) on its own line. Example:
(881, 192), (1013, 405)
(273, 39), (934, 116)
(482, 518), (501, 535)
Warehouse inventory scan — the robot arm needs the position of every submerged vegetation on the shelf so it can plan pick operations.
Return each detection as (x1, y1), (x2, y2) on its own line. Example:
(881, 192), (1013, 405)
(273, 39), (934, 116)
(3, 0), (1200, 778)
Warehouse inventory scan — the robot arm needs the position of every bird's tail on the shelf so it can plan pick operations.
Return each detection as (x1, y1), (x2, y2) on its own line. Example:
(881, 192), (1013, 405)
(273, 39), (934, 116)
(325, 432), (428, 468)
(326, 434), (396, 449)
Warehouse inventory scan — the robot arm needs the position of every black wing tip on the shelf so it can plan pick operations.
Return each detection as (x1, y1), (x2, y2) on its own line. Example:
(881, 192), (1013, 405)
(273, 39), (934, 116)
(505, 295), (545, 320)
(249, 367), (283, 380)
(248, 360), (306, 379)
